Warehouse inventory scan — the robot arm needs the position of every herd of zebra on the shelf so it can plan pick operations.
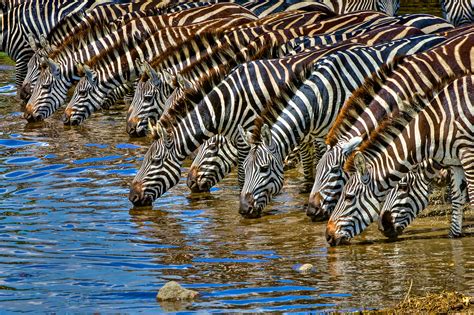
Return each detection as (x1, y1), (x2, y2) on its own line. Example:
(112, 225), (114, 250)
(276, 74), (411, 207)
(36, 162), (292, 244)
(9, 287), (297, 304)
(3, 0), (473, 246)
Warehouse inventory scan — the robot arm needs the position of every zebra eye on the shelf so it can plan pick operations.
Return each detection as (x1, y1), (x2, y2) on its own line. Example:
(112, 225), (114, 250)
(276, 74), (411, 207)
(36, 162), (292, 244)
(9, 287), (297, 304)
(330, 166), (340, 172)
(260, 164), (270, 173)
(345, 193), (356, 202)
(398, 182), (408, 191)
(152, 155), (163, 166)
(144, 94), (153, 101)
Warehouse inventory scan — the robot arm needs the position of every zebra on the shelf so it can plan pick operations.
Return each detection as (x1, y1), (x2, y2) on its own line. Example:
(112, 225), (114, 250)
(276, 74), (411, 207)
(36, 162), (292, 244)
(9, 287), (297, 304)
(440, 0), (474, 26)
(326, 74), (474, 246)
(0, 0), (117, 86)
(237, 34), (444, 218)
(309, 32), (474, 222)
(379, 161), (468, 239)
(18, 0), (178, 102)
(61, 14), (254, 126)
(23, 3), (253, 122)
(127, 29), (439, 207)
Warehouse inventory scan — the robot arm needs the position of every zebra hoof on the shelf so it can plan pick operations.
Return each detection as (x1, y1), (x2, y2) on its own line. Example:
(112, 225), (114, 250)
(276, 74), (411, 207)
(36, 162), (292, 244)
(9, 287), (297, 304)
(448, 232), (463, 238)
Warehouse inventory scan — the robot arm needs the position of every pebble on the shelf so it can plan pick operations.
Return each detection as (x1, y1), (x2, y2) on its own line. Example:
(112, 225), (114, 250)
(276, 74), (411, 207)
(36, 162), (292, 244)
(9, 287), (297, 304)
(157, 281), (199, 301)
(298, 263), (313, 273)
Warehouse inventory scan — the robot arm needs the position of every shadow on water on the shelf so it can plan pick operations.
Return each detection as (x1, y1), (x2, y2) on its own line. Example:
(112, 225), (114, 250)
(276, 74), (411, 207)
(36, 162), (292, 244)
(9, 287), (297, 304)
(0, 3), (472, 311)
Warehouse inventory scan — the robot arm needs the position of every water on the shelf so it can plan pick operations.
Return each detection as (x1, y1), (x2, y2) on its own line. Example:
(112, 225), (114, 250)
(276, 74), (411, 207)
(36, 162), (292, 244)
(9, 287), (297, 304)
(1, 6), (473, 313)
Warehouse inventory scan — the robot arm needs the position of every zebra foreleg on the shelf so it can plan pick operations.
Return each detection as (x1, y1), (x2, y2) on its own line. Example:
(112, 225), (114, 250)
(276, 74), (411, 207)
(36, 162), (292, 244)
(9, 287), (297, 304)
(236, 135), (250, 189)
(298, 141), (315, 190)
(448, 166), (468, 237)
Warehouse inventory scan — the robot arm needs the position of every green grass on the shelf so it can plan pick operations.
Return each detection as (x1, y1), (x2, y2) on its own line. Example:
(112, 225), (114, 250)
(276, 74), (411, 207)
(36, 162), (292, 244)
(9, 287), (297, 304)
(0, 52), (15, 66)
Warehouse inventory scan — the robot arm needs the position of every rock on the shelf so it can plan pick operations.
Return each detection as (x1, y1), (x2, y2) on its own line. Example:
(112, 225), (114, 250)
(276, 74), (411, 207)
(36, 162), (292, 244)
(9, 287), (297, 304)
(298, 263), (313, 273)
(156, 281), (199, 301)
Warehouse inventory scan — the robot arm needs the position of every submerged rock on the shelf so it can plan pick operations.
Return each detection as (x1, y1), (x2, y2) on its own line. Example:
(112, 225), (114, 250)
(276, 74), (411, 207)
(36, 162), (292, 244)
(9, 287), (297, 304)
(156, 281), (199, 301)
(298, 263), (314, 273)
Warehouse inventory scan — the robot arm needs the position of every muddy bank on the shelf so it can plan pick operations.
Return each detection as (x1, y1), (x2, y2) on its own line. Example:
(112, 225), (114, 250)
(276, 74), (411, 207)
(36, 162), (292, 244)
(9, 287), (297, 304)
(359, 291), (473, 314)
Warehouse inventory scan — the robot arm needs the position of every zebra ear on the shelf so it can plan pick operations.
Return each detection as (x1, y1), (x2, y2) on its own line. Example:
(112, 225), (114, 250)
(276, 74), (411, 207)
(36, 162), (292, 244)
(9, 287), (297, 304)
(82, 64), (97, 85)
(238, 125), (253, 146)
(43, 57), (60, 79)
(143, 62), (162, 87)
(154, 122), (169, 142)
(27, 34), (38, 52)
(353, 151), (368, 179)
(342, 136), (363, 156)
(162, 69), (175, 87)
(40, 34), (56, 53)
(261, 124), (272, 147)
(147, 118), (158, 139)
(176, 73), (193, 90)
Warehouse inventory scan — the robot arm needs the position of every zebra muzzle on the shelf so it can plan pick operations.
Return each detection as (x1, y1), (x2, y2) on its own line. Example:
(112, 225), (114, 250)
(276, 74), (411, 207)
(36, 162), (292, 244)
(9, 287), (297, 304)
(129, 181), (153, 207)
(239, 193), (261, 218)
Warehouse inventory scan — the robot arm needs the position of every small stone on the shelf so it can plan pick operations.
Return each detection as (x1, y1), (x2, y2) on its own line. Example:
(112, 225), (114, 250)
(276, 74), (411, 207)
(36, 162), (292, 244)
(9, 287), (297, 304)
(157, 281), (199, 301)
(298, 263), (313, 273)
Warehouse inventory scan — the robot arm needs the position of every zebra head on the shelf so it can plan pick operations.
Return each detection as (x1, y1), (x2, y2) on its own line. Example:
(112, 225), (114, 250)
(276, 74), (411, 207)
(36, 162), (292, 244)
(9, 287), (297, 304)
(187, 135), (238, 193)
(377, 0), (400, 16)
(129, 121), (182, 207)
(378, 171), (430, 239)
(326, 151), (380, 246)
(239, 124), (284, 218)
(23, 57), (68, 122)
(63, 64), (103, 126)
(20, 51), (43, 104)
(19, 35), (46, 103)
(127, 64), (174, 137)
(308, 137), (363, 221)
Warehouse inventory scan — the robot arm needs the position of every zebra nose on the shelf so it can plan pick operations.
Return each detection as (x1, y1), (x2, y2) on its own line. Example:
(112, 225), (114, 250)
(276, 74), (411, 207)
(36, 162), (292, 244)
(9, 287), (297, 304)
(128, 181), (152, 207)
(306, 192), (327, 221)
(127, 116), (142, 137)
(23, 104), (43, 122)
(378, 210), (399, 239)
(325, 219), (348, 246)
(186, 167), (202, 193)
(63, 107), (74, 125)
(239, 193), (261, 218)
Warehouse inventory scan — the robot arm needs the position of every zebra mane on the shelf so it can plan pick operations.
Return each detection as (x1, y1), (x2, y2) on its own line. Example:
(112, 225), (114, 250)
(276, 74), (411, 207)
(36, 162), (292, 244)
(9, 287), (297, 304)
(344, 73), (465, 172)
(251, 63), (313, 142)
(325, 55), (407, 147)
(159, 63), (234, 131)
(49, 10), (116, 59)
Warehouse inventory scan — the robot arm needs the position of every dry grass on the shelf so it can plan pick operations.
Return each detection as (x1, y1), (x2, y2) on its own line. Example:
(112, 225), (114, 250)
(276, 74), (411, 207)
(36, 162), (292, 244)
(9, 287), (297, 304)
(359, 291), (473, 314)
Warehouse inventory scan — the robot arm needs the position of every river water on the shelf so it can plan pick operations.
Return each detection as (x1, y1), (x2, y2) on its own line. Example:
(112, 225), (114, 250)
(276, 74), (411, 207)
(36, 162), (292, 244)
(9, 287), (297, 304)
(1, 4), (473, 313)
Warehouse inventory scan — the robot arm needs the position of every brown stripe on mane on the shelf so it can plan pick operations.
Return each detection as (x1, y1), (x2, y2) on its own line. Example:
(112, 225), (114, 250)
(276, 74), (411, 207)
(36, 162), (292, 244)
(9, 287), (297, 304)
(325, 56), (406, 147)
(343, 73), (467, 172)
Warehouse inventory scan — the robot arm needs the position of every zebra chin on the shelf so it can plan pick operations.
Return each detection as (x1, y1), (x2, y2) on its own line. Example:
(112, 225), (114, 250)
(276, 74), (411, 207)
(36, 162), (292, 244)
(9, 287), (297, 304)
(186, 172), (212, 193)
